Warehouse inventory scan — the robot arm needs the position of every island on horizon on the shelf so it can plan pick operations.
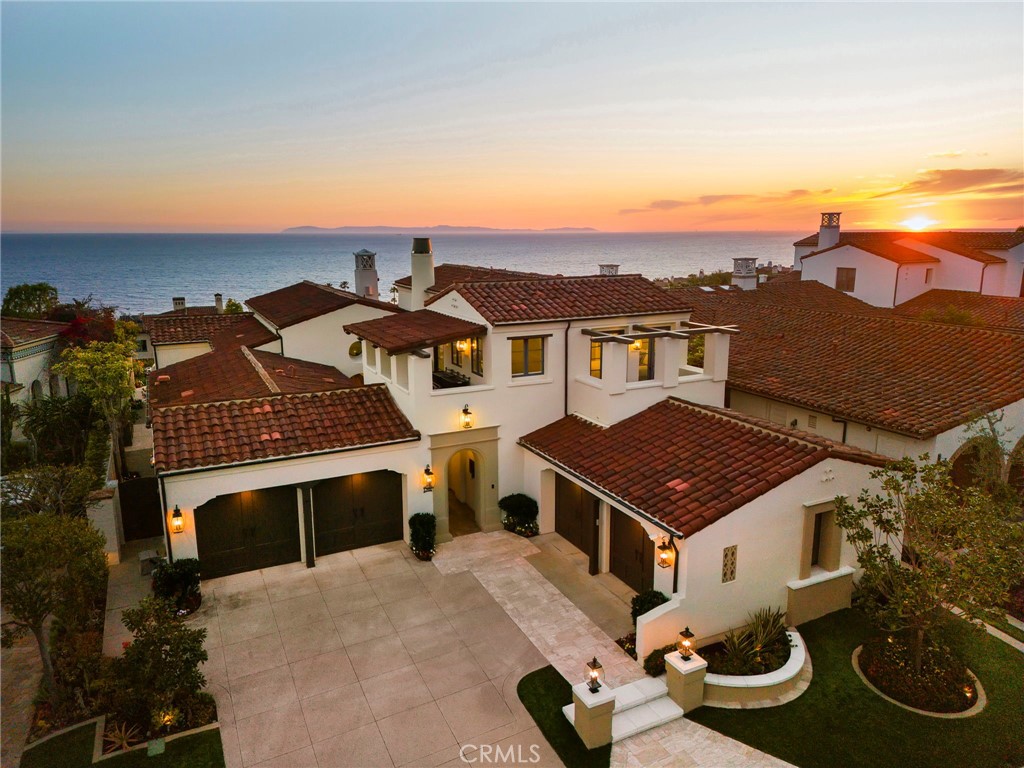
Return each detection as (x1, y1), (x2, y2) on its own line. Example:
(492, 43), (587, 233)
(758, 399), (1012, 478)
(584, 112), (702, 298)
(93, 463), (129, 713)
(281, 224), (601, 235)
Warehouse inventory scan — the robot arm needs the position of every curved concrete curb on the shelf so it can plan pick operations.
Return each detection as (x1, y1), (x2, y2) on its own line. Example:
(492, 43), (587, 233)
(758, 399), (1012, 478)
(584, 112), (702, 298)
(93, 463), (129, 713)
(703, 631), (813, 709)
(851, 646), (986, 719)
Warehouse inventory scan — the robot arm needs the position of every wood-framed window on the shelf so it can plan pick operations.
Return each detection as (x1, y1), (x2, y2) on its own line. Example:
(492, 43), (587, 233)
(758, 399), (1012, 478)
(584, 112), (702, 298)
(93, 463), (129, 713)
(433, 345), (445, 372)
(449, 341), (463, 366)
(590, 340), (603, 379)
(800, 504), (842, 578)
(471, 337), (483, 377)
(511, 336), (544, 377)
(636, 338), (654, 381)
(835, 267), (856, 293)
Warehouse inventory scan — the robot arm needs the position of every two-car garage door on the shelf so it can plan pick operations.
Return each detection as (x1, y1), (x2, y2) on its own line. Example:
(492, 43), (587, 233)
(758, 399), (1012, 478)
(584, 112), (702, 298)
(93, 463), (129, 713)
(193, 471), (403, 580)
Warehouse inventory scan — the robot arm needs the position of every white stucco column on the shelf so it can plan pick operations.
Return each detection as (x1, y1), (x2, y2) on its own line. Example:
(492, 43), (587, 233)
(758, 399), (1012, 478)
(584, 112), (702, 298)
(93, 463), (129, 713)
(658, 337), (682, 388)
(605, 343), (627, 395)
(703, 333), (730, 382)
(598, 501), (611, 573)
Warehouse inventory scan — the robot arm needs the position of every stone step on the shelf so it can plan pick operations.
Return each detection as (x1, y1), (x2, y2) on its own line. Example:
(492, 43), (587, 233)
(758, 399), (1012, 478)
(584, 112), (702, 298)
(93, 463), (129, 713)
(562, 686), (685, 743)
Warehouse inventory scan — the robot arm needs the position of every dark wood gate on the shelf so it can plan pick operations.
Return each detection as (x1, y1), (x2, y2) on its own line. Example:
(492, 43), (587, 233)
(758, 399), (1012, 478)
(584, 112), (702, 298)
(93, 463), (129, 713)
(312, 471), (403, 556)
(610, 509), (654, 594)
(119, 477), (163, 541)
(194, 486), (300, 579)
(555, 474), (599, 574)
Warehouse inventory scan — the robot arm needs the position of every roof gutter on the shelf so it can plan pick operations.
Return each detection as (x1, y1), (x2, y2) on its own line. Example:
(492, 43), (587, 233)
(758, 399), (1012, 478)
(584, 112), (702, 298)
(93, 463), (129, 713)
(979, 262), (992, 294)
(518, 441), (683, 538)
(891, 264), (904, 307)
(156, 435), (421, 478)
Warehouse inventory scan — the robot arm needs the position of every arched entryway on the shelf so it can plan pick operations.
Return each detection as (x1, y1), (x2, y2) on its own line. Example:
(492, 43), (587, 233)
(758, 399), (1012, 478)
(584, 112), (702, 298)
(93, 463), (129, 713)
(447, 448), (483, 536)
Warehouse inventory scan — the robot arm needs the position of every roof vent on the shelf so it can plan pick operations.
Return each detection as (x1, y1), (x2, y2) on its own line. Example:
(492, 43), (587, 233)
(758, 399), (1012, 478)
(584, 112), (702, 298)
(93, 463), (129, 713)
(172, 297), (186, 311)
(598, 264), (619, 276)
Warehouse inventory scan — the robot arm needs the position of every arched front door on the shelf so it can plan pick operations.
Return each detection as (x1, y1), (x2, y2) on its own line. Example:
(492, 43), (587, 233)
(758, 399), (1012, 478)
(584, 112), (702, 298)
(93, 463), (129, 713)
(447, 448), (483, 536)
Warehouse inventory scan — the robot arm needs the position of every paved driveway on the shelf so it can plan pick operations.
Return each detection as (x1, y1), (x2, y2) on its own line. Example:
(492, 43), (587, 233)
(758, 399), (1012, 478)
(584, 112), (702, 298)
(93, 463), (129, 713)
(193, 540), (558, 768)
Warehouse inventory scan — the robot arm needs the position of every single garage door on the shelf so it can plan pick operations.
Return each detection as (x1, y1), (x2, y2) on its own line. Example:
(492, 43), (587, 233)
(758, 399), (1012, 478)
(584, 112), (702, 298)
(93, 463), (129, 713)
(312, 471), (403, 557)
(610, 509), (654, 594)
(555, 474), (599, 574)
(194, 486), (301, 579)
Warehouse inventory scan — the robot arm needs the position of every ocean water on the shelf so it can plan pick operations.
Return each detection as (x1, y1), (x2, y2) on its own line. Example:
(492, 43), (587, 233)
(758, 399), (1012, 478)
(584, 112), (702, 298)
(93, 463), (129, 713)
(0, 232), (802, 316)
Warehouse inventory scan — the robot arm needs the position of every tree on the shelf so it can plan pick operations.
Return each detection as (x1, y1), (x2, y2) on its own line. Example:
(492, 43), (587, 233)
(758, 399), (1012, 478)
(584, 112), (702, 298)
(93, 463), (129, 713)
(339, 280), (350, 292)
(47, 295), (119, 346)
(53, 340), (135, 480)
(1, 465), (100, 520)
(835, 458), (1023, 674)
(16, 393), (94, 464)
(1, 514), (107, 697)
(2, 282), (59, 319)
(223, 298), (244, 314)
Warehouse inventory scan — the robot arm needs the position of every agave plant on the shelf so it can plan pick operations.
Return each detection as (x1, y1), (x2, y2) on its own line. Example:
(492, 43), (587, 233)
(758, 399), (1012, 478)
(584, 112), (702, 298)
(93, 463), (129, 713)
(103, 721), (142, 754)
(747, 607), (787, 652)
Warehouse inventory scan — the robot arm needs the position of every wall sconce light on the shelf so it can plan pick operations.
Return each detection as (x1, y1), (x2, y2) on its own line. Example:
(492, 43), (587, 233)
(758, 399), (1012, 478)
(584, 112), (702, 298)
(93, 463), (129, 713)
(422, 464), (435, 493)
(460, 404), (474, 429)
(678, 626), (695, 661)
(657, 538), (674, 569)
(456, 339), (469, 354)
(585, 656), (603, 693)
(631, 337), (642, 350)
(170, 506), (184, 534)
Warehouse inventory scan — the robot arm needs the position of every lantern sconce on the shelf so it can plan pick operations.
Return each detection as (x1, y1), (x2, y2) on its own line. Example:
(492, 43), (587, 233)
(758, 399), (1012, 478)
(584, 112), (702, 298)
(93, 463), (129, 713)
(460, 404), (474, 430)
(631, 337), (643, 351)
(456, 339), (469, 354)
(656, 538), (674, 569)
(585, 656), (603, 693)
(422, 464), (435, 493)
(170, 506), (184, 534)
(678, 626), (695, 661)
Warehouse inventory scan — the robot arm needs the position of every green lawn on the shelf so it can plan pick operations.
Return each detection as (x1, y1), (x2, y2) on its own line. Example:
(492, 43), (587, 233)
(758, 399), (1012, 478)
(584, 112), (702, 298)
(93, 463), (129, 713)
(21, 722), (225, 768)
(517, 665), (611, 768)
(689, 609), (1024, 768)
(985, 614), (1024, 645)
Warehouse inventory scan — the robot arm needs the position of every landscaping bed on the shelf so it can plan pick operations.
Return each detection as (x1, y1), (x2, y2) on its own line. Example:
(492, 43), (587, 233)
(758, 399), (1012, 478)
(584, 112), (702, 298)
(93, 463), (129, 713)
(688, 609), (1024, 768)
(857, 633), (975, 713)
(517, 665), (610, 768)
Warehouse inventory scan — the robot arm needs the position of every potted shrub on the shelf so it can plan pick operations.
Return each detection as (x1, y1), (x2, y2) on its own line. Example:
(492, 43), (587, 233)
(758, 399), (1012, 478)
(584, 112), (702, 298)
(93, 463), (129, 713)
(409, 513), (436, 561)
(151, 558), (202, 615)
(498, 493), (539, 537)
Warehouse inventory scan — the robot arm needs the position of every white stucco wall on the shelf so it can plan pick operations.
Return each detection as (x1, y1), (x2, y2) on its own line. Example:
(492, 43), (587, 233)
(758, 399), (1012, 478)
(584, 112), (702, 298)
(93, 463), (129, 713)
(5, 343), (65, 409)
(279, 303), (399, 376)
(154, 342), (212, 368)
(799, 245), (900, 307)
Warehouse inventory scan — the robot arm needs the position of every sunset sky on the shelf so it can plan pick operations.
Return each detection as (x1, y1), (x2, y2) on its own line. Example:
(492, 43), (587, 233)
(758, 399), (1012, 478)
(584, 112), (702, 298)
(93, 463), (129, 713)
(2, 2), (1021, 233)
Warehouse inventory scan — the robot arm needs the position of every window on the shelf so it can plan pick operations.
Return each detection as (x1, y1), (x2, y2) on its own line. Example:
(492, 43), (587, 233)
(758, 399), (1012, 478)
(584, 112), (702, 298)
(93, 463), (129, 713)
(433, 345), (445, 372)
(811, 512), (823, 567)
(807, 415), (818, 429)
(835, 267), (856, 293)
(471, 337), (483, 377)
(449, 341), (463, 367)
(722, 545), (737, 583)
(636, 338), (654, 381)
(511, 337), (544, 377)
(136, 339), (148, 353)
(925, 268), (934, 285)
(590, 340), (603, 378)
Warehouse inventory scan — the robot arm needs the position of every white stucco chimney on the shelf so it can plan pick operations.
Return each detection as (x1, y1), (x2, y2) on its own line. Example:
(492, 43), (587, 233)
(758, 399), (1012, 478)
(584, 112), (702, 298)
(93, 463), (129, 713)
(410, 238), (435, 310)
(353, 249), (380, 299)
(214, 293), (224, 314)
(172, 297), (186, 312)
(731, 257), (757, 291)
(818, 212), (842, 251)
(599, 264), (619, 275)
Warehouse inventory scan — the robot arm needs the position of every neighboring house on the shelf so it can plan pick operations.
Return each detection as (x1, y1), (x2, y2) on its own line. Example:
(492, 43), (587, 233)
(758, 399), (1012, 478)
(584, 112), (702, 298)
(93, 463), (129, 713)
(0, 317), (73, 409)
(890, 288), (1024, 333)
(392, 258), (552, 310)
(136, 294), (229, 363)
(794, 213), (1024, 306)
(139, 313), (280, 368)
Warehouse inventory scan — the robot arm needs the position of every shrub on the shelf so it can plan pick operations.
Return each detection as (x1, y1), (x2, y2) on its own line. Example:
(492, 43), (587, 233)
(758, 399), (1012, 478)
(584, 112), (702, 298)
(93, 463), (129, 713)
(83, 421), (110, 489)
(747, 607), (787, 652)
(703, 606), (792, 676)
(630, 590), (670, 627)
(151, 558), (202, 614)
(859, 633), (975, 713)
(643, 643), (678, 677)
(409, 512), (436, 560)
(499, 493), (539, 537)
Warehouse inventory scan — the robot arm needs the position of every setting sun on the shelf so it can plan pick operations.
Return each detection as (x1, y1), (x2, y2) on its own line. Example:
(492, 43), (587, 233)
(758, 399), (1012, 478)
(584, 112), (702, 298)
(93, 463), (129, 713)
(898, 216), (939, 231)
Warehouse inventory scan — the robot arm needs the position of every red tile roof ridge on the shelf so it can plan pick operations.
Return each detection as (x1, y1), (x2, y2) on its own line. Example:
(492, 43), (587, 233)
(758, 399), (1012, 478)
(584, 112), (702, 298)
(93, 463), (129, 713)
(240, 346), (281, 394)
(306, 280), (407, 313)
(155, 382), (392, 413)
(803, 240), (941, 265)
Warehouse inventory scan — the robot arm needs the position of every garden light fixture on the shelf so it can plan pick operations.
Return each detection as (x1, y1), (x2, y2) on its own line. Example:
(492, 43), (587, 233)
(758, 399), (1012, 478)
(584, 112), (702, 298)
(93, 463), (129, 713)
(678, 626), (695, 660)
(170, 506), (184, 534)
(586, 657), (603, 693)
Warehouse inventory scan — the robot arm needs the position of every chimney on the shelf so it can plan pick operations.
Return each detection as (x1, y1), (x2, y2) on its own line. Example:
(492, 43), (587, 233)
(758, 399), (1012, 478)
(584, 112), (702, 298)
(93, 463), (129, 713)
(214, 293), (224, 314)
(731, 257), (757, 291)
(353, 249), (380, 299)
(410, 238), (435, 310)
(598, 264), (619, 276)
(172, 296), (186, 312)
(818, 212), (841, 251)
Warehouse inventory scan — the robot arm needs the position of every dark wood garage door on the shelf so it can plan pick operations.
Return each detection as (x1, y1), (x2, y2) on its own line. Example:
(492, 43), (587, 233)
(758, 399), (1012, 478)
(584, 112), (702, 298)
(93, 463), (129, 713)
(610, 509), (654, 594)
(194, 487), (301, 579)
(312, 471), (403, 557)
(555, 474), (599, 574)
(119, 477), (163, 541)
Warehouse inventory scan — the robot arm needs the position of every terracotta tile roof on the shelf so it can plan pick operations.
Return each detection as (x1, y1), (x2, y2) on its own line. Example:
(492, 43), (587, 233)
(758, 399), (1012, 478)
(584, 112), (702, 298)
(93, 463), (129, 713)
(794, 231), (1022, 264)
(394, 263), (554, 292)
(153, 306), (220, 317)
(892, 289), (1024, 333)
(670, 280), (882, 316)
(148, 347), (353, 408)
(692, 300), (1024, 438)
(428, 275), (695, 325)
(246, 281), (401, 329)
(208, 316), (280, 350)
(142, 313), (276, 348)
(152, 384), (419, 473)
(344, 310), (487, 355)
(520, 398), (887, 537)
(0, 317), (71, 347)
(803, 239), (941, 265)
